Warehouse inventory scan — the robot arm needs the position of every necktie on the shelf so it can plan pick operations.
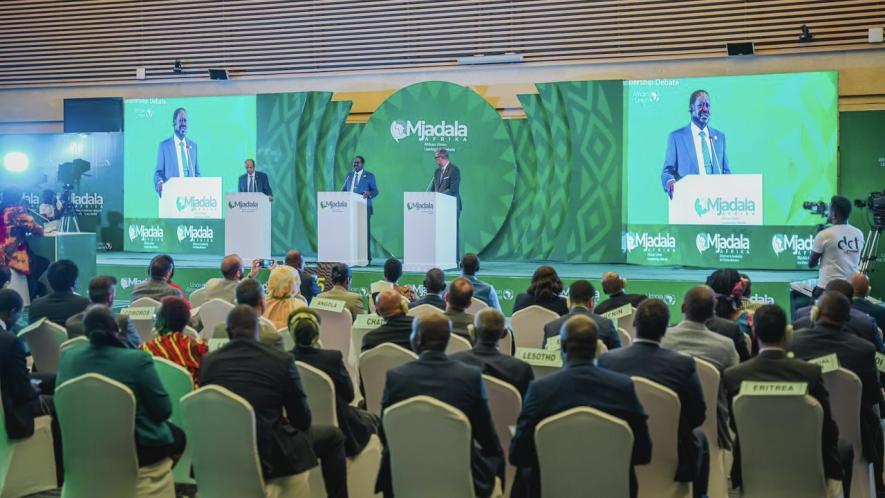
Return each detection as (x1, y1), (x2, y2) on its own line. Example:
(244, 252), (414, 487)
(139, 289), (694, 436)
(352, 172), (360, 192)
(248, 175), (254, 192)
(699, 130), (713, 174)
(179, 141), (190, 177)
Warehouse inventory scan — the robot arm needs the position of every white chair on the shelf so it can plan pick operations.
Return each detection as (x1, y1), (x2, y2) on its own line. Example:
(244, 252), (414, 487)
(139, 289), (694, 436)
(17, 317), (67, 374)
(733, 393), (840, 498)
(499, 328), (514, 356)
(535, 406), (633, 498)
(446, 334), (472, 354)
(189, 287), (208, 308)
(59, 335), (88, 354)
(824, 368), (875, 498)
(359, 343), (417, 415)
(277, 326), (295, 351)
(152, 358), (195, 486)
(367, 281), (393, 314)
(466, 297), (489, 316)
(130, 319), (157, 344)
(131, 297), (162, 309)
(56, 373), (175, 498)
(0, 385), (56, 498)
(197, 298), (235, 340)
(296, 362), (338, 427)
(617, 327), (632, 347)
(510, 305), (559, 349)
(694, 357), (729, 498)
(181, 385), (309, 498)
(631, 377), (691, 498)
(483, 375), (522, 498)
(208, 338), (229, 351)
(383, 395), (501, 498)
(406, 304), (442, 320)
(313, 307), (354, 372)
(618, 310), (637, 339)
(182, 326), (200, 341)
(350, 314), (383, 374)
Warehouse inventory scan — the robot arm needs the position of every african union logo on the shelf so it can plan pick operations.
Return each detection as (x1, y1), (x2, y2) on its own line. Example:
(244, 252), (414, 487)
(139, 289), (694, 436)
(389, 119), (468, 143)
(694, 197), (756, 217)
(771, 233), (813, 257)
(128, 224), (164, 242)
(500, 289), (514, 301)
(649, 293), (677, 306)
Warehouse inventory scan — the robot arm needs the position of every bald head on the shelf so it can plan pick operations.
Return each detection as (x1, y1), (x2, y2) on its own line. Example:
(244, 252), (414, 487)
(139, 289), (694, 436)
(817, 290), (851, 326)
(683, 286), (715, 322)
(849, 273), (870, 299)
(376, 289), (405, 319)
(411, 311), (451, 353)
(560, 314), (598, 361)
(284, 250), (304, 270)
(221, 254), (244, 280)
(446, 277), (473, 311)
(602, 272), (625, 295)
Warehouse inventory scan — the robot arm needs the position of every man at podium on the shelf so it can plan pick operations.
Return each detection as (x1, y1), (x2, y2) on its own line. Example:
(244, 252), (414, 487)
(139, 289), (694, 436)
(661, 90), (730, 199)
(341, 155), (378, 262)
(429, 148), (462, 257)
(154, 107), (200, 195)
(237, 159), (273, 202)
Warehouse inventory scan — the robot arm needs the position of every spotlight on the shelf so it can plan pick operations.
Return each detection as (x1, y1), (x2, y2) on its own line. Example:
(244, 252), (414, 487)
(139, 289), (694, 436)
(799, 24), (814, 43)
(173, 59), (182, 74)
(3, 152), (30, 173)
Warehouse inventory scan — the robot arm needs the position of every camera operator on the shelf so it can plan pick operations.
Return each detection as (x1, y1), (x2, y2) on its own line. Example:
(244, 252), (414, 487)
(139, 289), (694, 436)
(809, 195), (865, 298)
(38, 189), (63, 221)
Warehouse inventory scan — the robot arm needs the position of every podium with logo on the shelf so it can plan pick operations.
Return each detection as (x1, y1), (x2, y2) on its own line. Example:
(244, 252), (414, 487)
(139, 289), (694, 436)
(225, 193), (271, 262)
(403, 192), (457, 272)
(668, 174), (763, 225)
(159, 177), (222, 219)
(317, 192), (368, 266)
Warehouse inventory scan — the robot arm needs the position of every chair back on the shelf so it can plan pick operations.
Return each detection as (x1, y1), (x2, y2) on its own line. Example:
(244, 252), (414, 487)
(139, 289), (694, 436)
(18, 318), (67, 374)
(535, 406), (633, 498)
(197, 298), (235, 340)
(500, 328), (514, 356)
(296, 361), (338, 427)
(383, 396), (474, 498)
(56, 373), (139, 498)
(350, 313), (384, 371)
(183, 326), (200, 341)
(734, 393), (830, 498)
(189, 287), (208, 308)
(313, 307), (354, 363)
(511, 305), (559, 349)
(152, 357), (195, 485)
(406, 304), (441, 320)
(466, 297), (489, 316)
(276, 325), (295, 351)
(632, 377), (690, 498)
(618, 327), (632, 347)
(446, 334), (472, 354)
(483, 375), (522, 496)
(59, 335), (89, 354)
(0, 383), (57, 498)
(618, 309), (637, 339)
(359, 343), (418, 415)
(131, 297), (162, 309)
(824, 368), (873, 498)
(693, 358), (720, 449)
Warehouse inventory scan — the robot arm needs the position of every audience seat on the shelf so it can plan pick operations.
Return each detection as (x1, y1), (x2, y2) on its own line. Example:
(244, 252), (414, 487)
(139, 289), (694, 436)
(483, 374), (522, 498)
(189, 287), (208, 308)
(152, 357), (196, 486)
(405, 304), (440, 320)
(197, 299), (235, 340)
(446, 334), (472, 354)
(510, 306), (559, 349)
(312, 307), (354, 376)
(824, 368), (875, 498)
(694, 357), (729, 498)
(59, 335), (88, 354)
(0, 386), (56, 498)
(131, 297), (162, 310)
(18, 317), (67, 374)
(618, 327), (632, 347)
(466, 297), (489, 316)
(359, 344), (418, 416)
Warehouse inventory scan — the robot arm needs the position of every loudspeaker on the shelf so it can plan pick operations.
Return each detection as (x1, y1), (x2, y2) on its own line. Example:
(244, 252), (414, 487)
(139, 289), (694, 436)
(726, 42), (754, 56)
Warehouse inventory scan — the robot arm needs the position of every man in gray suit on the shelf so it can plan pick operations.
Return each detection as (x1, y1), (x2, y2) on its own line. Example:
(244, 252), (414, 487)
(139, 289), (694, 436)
(154, 107), (199, 195)
(130, 254), (183, 302)
(445, 277), (474, 344)
(201, 254), (243, 304)
(65, 275), (141, 348)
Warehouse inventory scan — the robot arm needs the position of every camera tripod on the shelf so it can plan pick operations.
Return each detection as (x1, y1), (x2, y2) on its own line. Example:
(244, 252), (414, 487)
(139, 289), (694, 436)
(859, 225), (881, 275)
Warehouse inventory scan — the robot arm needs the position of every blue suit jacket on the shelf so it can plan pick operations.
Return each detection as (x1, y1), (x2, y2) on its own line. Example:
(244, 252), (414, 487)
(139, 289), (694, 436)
(154, 137), (200, 193)
(238, 171), (273, 196)
(341, 170), (378, 214)
(660, 124), (729, 191)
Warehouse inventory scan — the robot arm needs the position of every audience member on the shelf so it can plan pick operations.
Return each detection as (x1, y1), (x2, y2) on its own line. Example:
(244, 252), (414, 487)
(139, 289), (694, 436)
(409, 268), (446, 310)
(316, 263), (365, 320)
(451, 253), (501, 311)
(1, 187), (46, 300)
(723, 304), (852, 493)
(263, 265), (306, 329)
(451, 308), (534, 396)
(200, 305), (347, 498)
(706, 268), (752, 335)
(370, 258), (417, 303)
(0, 264), (10, 289)
(594, 271), (646, 315)
(850, 273), (885, 332)
(362, 289), (415, 352)
(27, 259), (89, 326)
(57, 306), (186, 468)
(794, 278), (884, 353)
(510, 315), (651, 498)
(543, 280), (619, 350)
(378, 311), (504, 498)
(289, 308), (379, 457)
(200, 254), (243, 304)
(65, 275), (141, 348)
(141, 296), (209, 385)
(285, 250), (321, 303)
(130, 254), (184, 302)
(211, 278), (285, 350)
(165, 262), (191, 308)
(512, 265), (568, 316)
(737, 273), (763, 312)
(445, 277), (475, 343)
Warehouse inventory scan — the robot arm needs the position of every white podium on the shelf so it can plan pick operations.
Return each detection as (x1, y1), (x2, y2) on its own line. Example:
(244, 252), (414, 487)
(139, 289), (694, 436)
(669, 174), (763, 225)
(225, 193), (271, 262)
(403, 192), (457, 272)
(159, 177), (222, 219)
(317, 192), (368, 266)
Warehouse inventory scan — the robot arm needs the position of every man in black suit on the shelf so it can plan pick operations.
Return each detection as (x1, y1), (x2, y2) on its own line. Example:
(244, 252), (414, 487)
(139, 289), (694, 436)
(794, 278), (884, 353)
(378, 310), (504, 498)
(851, 273), (885, 332)
(362, 289), (415, 353)
(65, 275), (142, 349)
(725, 304), (852, 493)
(429, 147), (461, 259)
(237, 158), (273, 201)
(0, 288), (42, 439)
(705, 314), (751, 362)
(284, 250), (321, 303)
(543, 280), (620, 350)
(594, 271), (647, 315)
(791, 291), (885, 495)
(511, 314), (651, 498)
(451, 308), (534, 396)
(200, 305), (348, 498)
(599, 299), (708, 497)
(409, 268), (446, 311)
(28, 259), (89, 326)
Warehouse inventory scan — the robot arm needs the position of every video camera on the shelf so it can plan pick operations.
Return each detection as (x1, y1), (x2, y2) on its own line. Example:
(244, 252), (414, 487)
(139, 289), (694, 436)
(854, 190), (885, 229)
(802, 200), (829, 218)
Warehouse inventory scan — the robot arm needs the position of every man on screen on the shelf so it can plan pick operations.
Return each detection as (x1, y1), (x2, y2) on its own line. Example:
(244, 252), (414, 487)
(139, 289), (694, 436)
(341, 155), (378, 263)
(661, 90), (730, 199)
(154, 107), (200, 195)
(238, 159), (273, 201)
(428, 148), (462, 259)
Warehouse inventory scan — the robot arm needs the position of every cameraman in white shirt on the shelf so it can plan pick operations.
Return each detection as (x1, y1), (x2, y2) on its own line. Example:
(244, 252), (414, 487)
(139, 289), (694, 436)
(809, 195), (865, 297)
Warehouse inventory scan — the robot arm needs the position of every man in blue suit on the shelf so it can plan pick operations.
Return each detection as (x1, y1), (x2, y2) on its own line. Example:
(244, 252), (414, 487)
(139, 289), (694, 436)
(661, 90), (730, 199)
(341, 155), (378, 262)
(237, 159), (273, 201)
(154, 107), (199, 195)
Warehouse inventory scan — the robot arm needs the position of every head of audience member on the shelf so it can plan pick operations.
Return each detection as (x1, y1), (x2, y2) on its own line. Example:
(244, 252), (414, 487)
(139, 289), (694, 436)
(705, 268), (745, 319)
(601, 272), (626, 296)
(0, 187), (23, 210)
(824, 278), (854, 301)
(85, 305), (125, 347)
(682, 286), (716, 323)
(88, 275), (117, 306)
(410, 310), (451, 354)
(753, 304), (788, 348)
(474, 308), (507, 347)
(446, 277), (473, 312)
(567, 280), (596, 310)
(383, 258), (403, 284)
(149, 254), (175, 282)
(285, 250), (305, 272)
(829, 195), (852, 224)
(461, 253), (480, 277)
(850, 273), (871, 299)
(236, 278), (266, 314)
(220, 254), (244, 281)
(47, 259), (79, 293)
(816, 290), (851, 328)
(288, 308), (321, 348)
(376, 289), (407, 320)
(0, 265), (11, 289)
(155, 296), (191, 335)
(226, 304), (260, 341)
(633, 298), (670, 342)
(330, 263), (351, 289)
(559, 315), (598, 363)
(0, 288), (24, 330)
(526, 265), (563, 300)
(739, 273), (753, 297)
(423, 268), (446, 296)
(267, 265), (301, 300)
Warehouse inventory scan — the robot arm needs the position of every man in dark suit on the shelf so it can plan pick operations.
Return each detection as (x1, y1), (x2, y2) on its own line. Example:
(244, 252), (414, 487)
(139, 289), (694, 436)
(28, 259), (89, 326)
(65, 275), (141, 349)
(0, 288), (42, 439)
(409, 268), (446, 311)
(599, 299), (708, 496)
(724, 304), (852, 493)
(378, 310), (504, 498)
(154, 107), (199, 195)
(341, 155), (379, 262)
(851, 273), (885, 332)
(429, 147), (461, 259)
(445, 277), (475, 343)
(791, 291), (885, 495)
(200, 305), (347, 498)
(594, 271), (647, 315)
(284, 250), (321, 303)
(661, 90), (730, 199)
(793, 278), (884, 353)
(362, 289), (415, 352)
(511, 314), (652, 498)
(237, 158), (273, 201)
(451, 308), (534, 397)
(543, 280), (620, 350)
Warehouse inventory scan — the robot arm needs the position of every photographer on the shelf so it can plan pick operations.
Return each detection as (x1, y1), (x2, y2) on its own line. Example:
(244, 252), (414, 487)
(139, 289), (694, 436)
(38, 190), (63, 221)
(809, 195), (865, 297)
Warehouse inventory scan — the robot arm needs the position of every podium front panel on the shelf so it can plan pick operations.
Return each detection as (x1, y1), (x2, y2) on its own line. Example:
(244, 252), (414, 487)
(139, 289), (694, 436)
(317, 192), (368, 267)
(158, 177), (223, 219)
(403, 192), (457, 272)
(225, 193), (271, 262)
(668, 174), (763, 225)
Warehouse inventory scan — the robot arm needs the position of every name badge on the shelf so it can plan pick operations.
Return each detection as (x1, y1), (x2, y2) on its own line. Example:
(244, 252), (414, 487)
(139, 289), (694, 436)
(808, 353), (840, 374)
(739, 381), (808, 396)
(515, 348), (563, 368)
(121, 307), (155, 320)
(876, 353), (885, 373)
(545, 336), (561, 352)
(601, 304), (634, 320)
(354, 314), (385, 329)
(310, 298), (346, 313)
